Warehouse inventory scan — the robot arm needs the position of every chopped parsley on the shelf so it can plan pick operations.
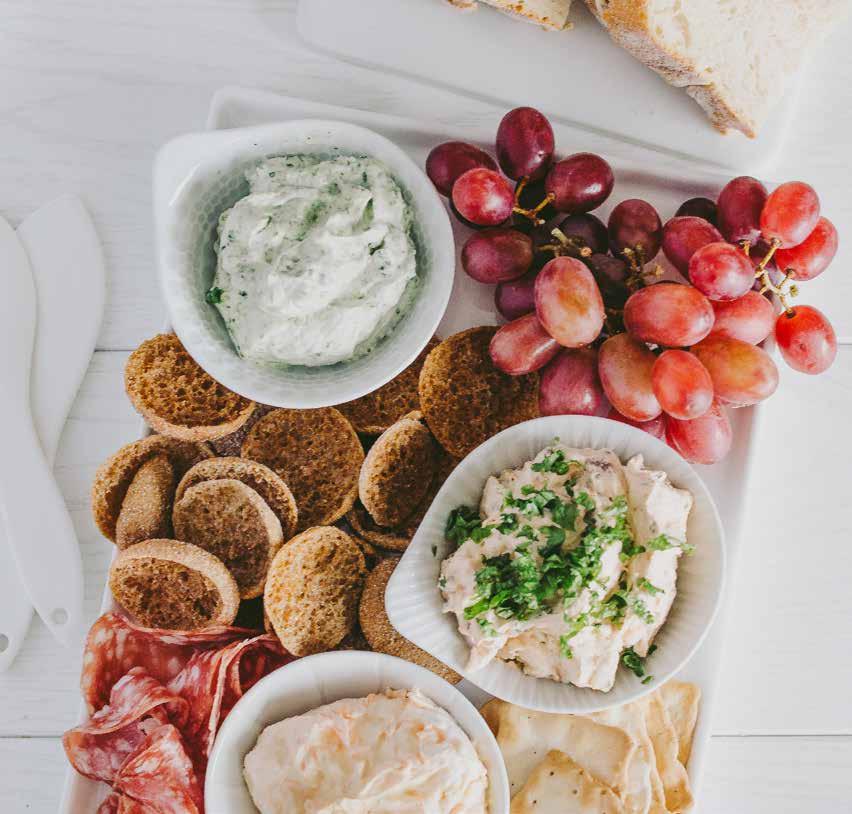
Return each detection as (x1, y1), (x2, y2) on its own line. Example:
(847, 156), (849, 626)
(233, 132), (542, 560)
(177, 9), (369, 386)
(637, 577), (663, 595)
(477, 618), (497, 637)
(647, 534), (695, 555)
(621, 647), (647, 679)
(445, 506), (483, 548)
(532, 449), (572, 475)
(559, 635), (573, 659)
(205, 286), (224, 304)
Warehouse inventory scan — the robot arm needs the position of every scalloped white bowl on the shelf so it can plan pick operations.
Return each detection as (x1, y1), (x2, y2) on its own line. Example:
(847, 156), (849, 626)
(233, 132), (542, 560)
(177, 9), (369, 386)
(204, 650), (510, 814)
(153, 119), (454, 408)
(386, 415), (726, 714)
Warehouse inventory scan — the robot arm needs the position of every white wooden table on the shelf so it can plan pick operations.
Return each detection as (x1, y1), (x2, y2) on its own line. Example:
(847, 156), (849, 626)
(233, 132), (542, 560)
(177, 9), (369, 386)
(1, 2), (851, 811)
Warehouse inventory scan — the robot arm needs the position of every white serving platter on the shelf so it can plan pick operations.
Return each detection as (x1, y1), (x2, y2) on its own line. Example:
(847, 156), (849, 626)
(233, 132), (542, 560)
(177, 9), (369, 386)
(297, 0), (800, 173)
(60, 86), (764, 812)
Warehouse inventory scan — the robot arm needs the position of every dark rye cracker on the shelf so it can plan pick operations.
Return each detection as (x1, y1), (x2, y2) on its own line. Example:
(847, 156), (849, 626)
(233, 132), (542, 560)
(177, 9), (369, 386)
(359, 559), (460, 683)
(175, 457), (298, 541)
(115, 454), (175, 549)
(241, 408), (364, 532)
(419, 326), (539, 458)
(92, 435), (212, 542)
(347, 449), (458, 552)
(125, 333), (255, 442)
(109, 539), (239, 631)
(172, 479), (284, 600)
(358, 417), (438, 527)
(264, 526), (367, 656)
(336, 337), (440, 434)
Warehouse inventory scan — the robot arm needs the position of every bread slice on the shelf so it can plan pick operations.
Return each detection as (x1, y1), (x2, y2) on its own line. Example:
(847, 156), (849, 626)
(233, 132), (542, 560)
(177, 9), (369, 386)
(264, 526), (366, 656)
(450, 1), (573, 30)
(125, 333), (255, 441)
(109, 539), (239, 630)
(172, 478), (284, 600)
(115, 454), (175, 549)
(584, 0), (846, 137)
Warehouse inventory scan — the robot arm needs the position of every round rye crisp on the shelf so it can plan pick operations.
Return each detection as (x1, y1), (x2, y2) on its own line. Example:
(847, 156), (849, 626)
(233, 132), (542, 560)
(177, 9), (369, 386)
(359, 558), (461, 683)
(175, 457), (298, 541)
(241, 408), (364, 532)
(114, 454), (175, 549)
(358, 417), (438, 527)
(125, 333), (255, 442)
(92, 435), (212, 542)
(264, 527), (367, 656)
(419, 326), (540, 458)
(336, 337), (440, 434)
(109, 539), (239, 631)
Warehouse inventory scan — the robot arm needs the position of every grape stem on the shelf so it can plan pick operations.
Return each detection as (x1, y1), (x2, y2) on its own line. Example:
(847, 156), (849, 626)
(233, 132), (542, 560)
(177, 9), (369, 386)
(747, 237), (799, 314)
(512, 176), (555, 226)
(621, 246), (663, 290)
(538, 227), (592, 260)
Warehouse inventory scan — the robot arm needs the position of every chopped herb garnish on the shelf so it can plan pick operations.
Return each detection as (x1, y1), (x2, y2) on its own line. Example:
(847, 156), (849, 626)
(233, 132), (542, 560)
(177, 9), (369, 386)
(445, 506), (483, 548)
(205, 286), (224, 304)
(431, 544), (437, 557)
(647, 534), (695, 555)
(637, 577), (663, 595)
(559, 634), (573, 659)
(641, 675), (654, 684)
(438, 576), (447, 590)
(532, 449), (571, 475)
(477, 618), (497, 637)
(621, 647), (647, 679)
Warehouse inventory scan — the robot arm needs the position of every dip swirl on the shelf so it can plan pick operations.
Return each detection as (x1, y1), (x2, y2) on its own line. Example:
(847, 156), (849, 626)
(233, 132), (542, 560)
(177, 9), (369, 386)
(210, 155), (418, 367)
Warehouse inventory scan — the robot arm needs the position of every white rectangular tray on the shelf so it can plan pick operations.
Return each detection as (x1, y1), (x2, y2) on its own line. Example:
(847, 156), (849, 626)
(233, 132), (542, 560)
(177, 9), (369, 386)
(60, 85), (764, 813)
(297, 0), (799, 173)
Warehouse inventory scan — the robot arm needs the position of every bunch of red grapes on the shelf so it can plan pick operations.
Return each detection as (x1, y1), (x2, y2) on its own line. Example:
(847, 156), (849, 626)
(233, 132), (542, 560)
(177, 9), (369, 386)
(425, 107), (839, 465)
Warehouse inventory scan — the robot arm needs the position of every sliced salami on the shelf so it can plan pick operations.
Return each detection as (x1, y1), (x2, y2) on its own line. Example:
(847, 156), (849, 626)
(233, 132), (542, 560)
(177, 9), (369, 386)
(114, 724), (203, 814)
(81, 613), (257, 712)
(64, 668), (186, 783)
(98, 794), (155, 814)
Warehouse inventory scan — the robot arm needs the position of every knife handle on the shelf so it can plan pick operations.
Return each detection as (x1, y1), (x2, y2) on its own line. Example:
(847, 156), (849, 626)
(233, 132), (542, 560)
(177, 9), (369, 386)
(0, 408), (83, 648)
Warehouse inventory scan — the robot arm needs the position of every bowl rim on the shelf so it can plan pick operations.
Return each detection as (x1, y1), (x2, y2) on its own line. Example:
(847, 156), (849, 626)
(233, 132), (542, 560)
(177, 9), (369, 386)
(386, 414), (727, 714)
(152, 117), (455, 408)
(204, 649), (511, 813)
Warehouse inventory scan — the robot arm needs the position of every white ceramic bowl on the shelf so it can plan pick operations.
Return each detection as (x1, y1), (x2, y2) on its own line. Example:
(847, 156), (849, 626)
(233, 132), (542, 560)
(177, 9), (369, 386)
(386, 415), (726, 714)
(153, 119), (454, 408)
(204, 650), (510, 814)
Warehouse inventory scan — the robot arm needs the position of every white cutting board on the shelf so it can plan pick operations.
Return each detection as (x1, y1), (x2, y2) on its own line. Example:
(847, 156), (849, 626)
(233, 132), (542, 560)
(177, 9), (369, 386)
(297, 0), (798, 173)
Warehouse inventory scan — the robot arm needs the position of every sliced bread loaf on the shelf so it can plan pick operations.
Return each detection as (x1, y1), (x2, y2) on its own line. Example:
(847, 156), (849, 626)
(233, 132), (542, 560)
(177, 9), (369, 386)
(449, 0), (573, 30)
(584, 0), (846, 137)
(109, 539), (239, 630)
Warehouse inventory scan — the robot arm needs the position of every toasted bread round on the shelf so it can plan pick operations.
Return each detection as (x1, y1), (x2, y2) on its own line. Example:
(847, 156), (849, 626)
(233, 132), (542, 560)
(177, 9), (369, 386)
(359, 417), (438, 527)
(418, 326), (539, 458)
(125, 333), (255, 442)
(175, 457), (297, 541)
(172, 479), (284, 599)
(109, 539), (239, 630)
(264, 526), (366, 656)
(347, 450), (458, 551)
(336, 337), (440, 434)
(115, 454), (175, 549)
(241, 408), (364, 531)
(210, 404), (275, 458)
(359, 558), (461, 683)
(92, 435), (212, 542)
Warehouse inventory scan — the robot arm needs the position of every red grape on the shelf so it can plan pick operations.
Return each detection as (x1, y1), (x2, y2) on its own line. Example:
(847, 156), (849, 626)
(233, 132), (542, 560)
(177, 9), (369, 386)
(489, 314), (560, 375)
(666, 399), (732, 465)
(495, 269), (538, 320)
(623, 283), (714, 347)
(688, 241), (754, 301)
(709, 292), (776, 344)
(774, 217), (838, 281)
(717, 176), (767, 244)
(607, 408), (667, 441)
(539, 347), (606, 416)
(691, 335), (779, 406)
(586, 253), (630, 308)
(534, 257), (605, 347)
(598, 333), (661, 422)
(452, 168), (514, 227)
(496, 107), (554, 181)
(652, 349), (713, 420)
(662, 216), (724, 275)
(760, 181), (820, 248)
(425, 141), (497, 196)
(676, 197), (718, 225)
(461, 228), (533, 283)
(774, 305), (837, 374)
(545, 153), (614, 214)
(608, 199), (663, 262)
(555, 213), (610, 255)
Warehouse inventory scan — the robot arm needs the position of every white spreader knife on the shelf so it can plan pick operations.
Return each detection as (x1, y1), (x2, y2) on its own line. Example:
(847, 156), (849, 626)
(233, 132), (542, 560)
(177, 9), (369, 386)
(0, 213), (85, 648)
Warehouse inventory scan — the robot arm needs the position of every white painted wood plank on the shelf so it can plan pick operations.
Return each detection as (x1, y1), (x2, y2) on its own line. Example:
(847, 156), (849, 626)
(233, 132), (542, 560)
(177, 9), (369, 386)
(3, 735), (849, 813)
(0, 0), (850, 349)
